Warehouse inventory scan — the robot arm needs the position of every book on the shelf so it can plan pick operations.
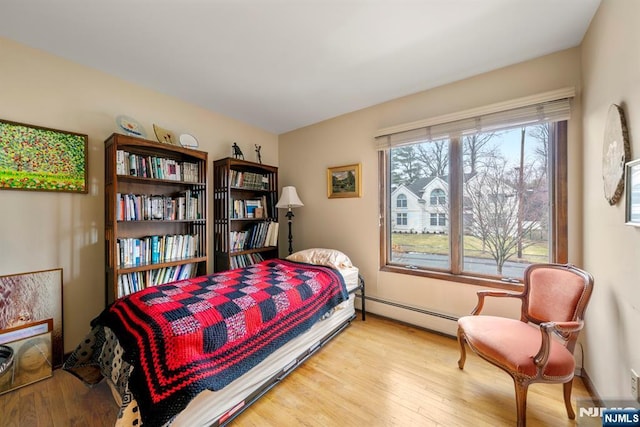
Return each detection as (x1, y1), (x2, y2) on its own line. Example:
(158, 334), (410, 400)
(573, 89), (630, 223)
(268, 222), (279, 246)
(151, 235), (160, 264)
(116, 150), (126, 175)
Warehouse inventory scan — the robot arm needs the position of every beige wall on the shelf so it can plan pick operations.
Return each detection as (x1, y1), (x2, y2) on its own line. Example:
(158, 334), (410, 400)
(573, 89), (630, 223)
(580, 0), (640, 401)
(279, 48), (583, 336)
(0, 37), (278, 352)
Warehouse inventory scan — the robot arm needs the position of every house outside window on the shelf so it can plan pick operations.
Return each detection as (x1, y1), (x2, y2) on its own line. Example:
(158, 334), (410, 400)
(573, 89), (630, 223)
(376, 92), (570, 285)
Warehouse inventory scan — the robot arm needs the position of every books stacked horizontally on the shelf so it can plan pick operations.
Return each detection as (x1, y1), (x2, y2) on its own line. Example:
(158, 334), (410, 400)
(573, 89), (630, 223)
(229, 221), (278, 252)
(116, 234), (200, 268)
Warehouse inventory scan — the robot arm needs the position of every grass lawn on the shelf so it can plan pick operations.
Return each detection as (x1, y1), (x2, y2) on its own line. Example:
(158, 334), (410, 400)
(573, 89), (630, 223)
(391, 232), (548, 263)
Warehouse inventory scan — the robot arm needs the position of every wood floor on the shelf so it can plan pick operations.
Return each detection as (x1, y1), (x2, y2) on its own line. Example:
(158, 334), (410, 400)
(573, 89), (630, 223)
(0, 313), (593, 427)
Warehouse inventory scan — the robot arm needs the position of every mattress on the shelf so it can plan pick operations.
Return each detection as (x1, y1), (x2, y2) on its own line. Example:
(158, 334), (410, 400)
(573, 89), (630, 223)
(107, 265), (359, 427)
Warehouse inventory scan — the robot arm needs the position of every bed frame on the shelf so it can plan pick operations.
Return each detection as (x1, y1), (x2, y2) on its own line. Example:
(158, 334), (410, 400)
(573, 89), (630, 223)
(213, 275), (365, 426)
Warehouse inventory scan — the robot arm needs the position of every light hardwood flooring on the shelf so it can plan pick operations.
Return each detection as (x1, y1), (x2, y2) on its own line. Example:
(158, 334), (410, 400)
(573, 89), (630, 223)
(0, 313), (593, 426)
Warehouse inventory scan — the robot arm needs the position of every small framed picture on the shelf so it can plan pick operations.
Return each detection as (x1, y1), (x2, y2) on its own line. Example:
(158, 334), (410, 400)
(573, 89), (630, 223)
(0, 319), (53, 395)
(625, 158), (640, 226)
(327, 163), (362, 199)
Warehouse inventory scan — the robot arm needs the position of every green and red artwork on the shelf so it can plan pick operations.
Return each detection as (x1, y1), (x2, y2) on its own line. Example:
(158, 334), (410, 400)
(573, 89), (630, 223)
(0, 120), (87, 193)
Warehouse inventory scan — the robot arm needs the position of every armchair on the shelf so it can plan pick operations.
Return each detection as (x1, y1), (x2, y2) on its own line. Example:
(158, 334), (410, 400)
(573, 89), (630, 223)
(457, 263), (594, 427)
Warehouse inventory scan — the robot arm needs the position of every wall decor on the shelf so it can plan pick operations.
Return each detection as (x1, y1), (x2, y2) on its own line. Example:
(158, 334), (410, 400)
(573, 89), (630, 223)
(179, 133), (199, 148)
(116, 115), (147, 138)
(153, 124), (178, 145)
(602, 104), (630, 205)
(0, 319), (53, 395)
(232, 142), (245, 159)
(327, 163), (362, 198)
(625, 158), (640, 226)
(0, 268), (63, 368)
(0, 119), (88, 193)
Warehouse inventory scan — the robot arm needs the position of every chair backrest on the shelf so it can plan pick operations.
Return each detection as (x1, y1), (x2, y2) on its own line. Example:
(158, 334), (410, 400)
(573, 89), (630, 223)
(521, 263), (594, 348)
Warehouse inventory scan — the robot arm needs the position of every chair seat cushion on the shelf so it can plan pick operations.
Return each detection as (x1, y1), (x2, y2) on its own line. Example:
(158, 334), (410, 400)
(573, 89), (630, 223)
(458, 315), (575, 379)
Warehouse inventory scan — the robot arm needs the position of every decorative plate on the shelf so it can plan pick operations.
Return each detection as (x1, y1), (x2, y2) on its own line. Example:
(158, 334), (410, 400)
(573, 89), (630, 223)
(153, 124), (178, 145)
(602, 104), (630, 206)
(116, 115), (147, 138)
(179, 133), (199, 148)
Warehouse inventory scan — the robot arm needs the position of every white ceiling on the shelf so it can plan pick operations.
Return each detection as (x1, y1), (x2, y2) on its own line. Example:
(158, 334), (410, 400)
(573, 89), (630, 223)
(0, 0), (600, 134)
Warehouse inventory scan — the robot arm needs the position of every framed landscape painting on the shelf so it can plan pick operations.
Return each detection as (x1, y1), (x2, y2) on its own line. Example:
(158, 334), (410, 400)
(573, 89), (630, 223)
(0, 119), (88, 193)
(327, 163), (362, 198)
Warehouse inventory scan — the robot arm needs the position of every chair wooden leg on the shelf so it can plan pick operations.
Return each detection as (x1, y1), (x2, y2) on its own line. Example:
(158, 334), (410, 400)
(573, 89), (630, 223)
(457, 327), (466, 369)
(563, 379), (575, 419)
(514, 378), (529, 427)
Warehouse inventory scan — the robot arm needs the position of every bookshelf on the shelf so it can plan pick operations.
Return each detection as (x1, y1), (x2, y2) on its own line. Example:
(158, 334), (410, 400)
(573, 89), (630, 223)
(213, 157), (279, 271)
(104, 133), (208, 304)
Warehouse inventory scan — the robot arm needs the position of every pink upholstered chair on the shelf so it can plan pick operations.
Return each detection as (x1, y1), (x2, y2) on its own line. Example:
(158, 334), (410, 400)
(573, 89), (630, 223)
(457, 263), (594, 427)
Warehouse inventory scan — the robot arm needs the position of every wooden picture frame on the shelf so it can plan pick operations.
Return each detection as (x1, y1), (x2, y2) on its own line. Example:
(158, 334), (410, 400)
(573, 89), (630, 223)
(0, 119), (88, 193)
(625, 158), (640, 226)
(327, 163), (361, 198)
(0, 319), (53, 395)
(0, 268), (63, 368)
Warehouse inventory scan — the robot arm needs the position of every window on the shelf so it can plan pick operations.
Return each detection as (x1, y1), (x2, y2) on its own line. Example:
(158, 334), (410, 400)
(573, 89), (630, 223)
(430, 189), (446, 205)
(397, 212), (407, 225)
(430, 213), (446, 226)
(397, 194), (407, 208)
(376, 92), (570, 285)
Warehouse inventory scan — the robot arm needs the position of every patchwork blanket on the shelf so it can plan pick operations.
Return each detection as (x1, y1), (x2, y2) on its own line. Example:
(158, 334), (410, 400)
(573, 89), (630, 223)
(64, 259), (347, 426)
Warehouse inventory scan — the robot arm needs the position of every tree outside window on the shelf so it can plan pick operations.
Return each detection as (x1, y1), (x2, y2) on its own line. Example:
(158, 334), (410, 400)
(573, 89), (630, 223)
(382, 120), (566, 282)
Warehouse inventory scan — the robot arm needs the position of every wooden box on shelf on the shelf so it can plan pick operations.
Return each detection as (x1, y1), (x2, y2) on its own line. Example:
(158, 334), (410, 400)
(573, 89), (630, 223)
(104, 133), (208, 304)
(213, 157), (279, 272)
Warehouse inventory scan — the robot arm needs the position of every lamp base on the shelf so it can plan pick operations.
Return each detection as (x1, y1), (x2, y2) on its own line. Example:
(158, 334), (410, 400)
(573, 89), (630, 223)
(286, 210), (294, 255)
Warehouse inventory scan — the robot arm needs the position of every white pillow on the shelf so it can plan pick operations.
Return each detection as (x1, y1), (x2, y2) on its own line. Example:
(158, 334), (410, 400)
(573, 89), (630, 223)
(286, 248), (353, 269)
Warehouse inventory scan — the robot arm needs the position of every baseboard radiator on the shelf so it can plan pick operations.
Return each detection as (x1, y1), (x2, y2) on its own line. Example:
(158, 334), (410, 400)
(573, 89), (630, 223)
(363, 295), (458, 322)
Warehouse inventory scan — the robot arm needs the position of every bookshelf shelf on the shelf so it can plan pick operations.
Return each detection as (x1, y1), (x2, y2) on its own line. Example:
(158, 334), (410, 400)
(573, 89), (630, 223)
(104, 133), (209, 303)
(213, 157), (279, 271)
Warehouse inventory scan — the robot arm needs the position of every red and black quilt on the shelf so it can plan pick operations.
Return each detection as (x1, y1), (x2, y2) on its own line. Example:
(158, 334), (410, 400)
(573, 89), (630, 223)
(90, 259), (347, 426)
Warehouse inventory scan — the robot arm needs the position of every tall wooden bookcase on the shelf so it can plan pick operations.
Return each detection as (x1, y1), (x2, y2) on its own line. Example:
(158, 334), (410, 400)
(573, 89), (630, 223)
(104, 133), (208, 304)
(213, 157), (279, 271)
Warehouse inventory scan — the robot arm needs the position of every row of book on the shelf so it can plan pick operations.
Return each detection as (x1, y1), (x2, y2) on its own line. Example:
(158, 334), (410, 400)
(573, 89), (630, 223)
(230, 252), (265, 269)
(229, 221), (279, 252)
(117, 263), (198, 297)
(117, 150), (200, 182)
(231, 196), (268, 219)
(116, 191), (204, 221)
(230, 170), (269, 190)
(116, 234), (200, 267)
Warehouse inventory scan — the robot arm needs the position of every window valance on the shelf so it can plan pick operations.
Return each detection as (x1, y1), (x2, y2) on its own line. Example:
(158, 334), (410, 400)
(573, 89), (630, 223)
(375, 87), (574, 150)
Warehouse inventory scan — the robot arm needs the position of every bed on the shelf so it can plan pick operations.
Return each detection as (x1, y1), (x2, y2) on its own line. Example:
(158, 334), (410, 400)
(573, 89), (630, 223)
(64, 248), (364, 427)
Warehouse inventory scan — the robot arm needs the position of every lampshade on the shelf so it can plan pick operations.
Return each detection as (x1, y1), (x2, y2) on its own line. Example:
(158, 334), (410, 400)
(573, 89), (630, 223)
(275, 186), (304, 209)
